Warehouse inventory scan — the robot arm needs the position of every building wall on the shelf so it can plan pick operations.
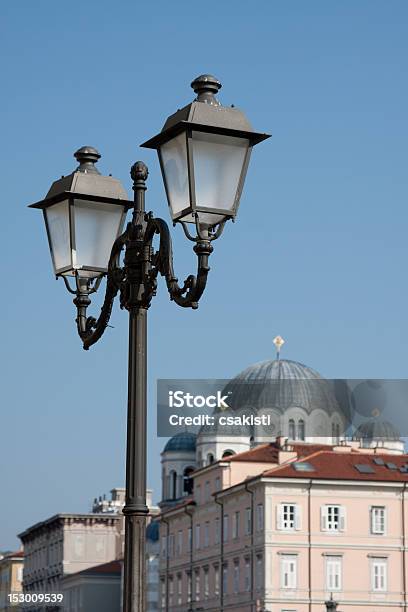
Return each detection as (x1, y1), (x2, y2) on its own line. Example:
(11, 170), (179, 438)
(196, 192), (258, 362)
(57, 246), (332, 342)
(20, 515), (120, 595)
(0, 555), (24, 611)
(159, 470), (408, 611)
(147, 538), (160, 612)
(63, 575), (121, 612)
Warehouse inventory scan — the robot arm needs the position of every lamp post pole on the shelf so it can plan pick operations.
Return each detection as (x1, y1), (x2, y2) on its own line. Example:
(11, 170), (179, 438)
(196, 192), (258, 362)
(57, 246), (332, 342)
(122, 165), (149, 612)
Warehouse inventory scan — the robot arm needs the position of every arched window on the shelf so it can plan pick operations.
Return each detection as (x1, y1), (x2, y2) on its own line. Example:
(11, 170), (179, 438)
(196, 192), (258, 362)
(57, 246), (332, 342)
(207, 453), (215, 465)
(222, 449), (235, 458)
(297, 419), (305, 441)
(183, 467), (194, 495)
(288, 419), (296, 440)
(332, 422), (340, 444)
(170, 470), (177, 500)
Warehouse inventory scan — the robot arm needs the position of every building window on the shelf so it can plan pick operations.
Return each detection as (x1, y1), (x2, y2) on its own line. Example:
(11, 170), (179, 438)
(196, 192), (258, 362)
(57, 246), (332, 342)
(371, 558), (387, 592)
(204, 522), (210, 548)
(256, 504), (264, 531)
(196, 484), (201, 504)
(215, 476), (221, 491)
(281, 555), (297, 589)
(222, 564), (228, 594)
(161, 536), (167, 558)
(195, 569), (200, 601)
(188, 527), (192, 551)
(223, 514), (229, 542)
(278, 504), (301, 530)
(321, 505), (345, 532)
(204, 567), (209, 599)
(195, 524), (200, 549)
(232, 511), (240, 539)
(215, 517), (220, 544)
(325, 556), (342, 591)
(297, 419), (305, 440)
(160, 579), (166, 609)
(371, 506), (386, 535)
(207, 453), (215, 465)
(214, 565), (220, 596)
(168, 576), (174, 607)
(168, 534), (175, 558)
(256, 554), (263, 590)
(233, 560), (240, 593)
(183, 467), (194, 494)
(177, 574), (182, 605)
(186, 571), (192, 603)
(288, 419), (296, 440)
(177, 530), (183, 555)
(245, 507), (252, 535)
(332, 422), (340, 444)
(244, 558), (250, 592)
(170, 471), (177, 500)
(205, 481), (210, 501)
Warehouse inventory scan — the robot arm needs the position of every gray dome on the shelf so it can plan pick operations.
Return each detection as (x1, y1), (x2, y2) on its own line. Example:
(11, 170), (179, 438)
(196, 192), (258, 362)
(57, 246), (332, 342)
(164, 432), (197, 453)
(221, 359), (342, 416)
(353, 420), (401, 441)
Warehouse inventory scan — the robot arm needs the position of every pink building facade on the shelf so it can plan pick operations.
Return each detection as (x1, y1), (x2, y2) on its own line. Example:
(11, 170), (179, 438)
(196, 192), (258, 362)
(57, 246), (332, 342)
(159, 439), (408, 611)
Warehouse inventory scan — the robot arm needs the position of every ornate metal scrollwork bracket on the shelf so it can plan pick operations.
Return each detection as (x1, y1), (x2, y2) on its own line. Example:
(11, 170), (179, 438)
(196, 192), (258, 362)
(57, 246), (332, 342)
(67, 161), (225, 350)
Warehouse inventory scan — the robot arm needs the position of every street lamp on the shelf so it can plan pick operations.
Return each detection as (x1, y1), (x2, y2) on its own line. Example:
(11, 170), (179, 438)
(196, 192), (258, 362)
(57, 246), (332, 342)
(29, 74), (269, 612)
(325, 594), (338, 611)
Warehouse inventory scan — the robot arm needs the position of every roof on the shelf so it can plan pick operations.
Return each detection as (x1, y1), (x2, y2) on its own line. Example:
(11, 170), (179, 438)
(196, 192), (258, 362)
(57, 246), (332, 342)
(218, 359), (344, 417)
(263, 450), (408, 483)
(76, 560), (122, 576)
(18, 513), (120, 541)
(0, 550), (24, 562)
(353, 420), (401, 441)
(160, 497), (195, 517)
(164, 432), (196, 453)
(223, 441), (333, 463)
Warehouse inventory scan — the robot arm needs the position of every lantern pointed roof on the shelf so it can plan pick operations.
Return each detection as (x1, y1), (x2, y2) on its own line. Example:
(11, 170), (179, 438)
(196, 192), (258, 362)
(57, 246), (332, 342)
(29, 146), (131, 209)
(141, 74), (270, 150)
(45, 146), (129, 201)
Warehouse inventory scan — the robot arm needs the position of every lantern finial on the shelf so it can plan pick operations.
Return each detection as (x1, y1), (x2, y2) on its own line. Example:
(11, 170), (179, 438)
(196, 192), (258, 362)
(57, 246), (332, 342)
(191, 74), (222, 106)
(74, 146), (101, 174)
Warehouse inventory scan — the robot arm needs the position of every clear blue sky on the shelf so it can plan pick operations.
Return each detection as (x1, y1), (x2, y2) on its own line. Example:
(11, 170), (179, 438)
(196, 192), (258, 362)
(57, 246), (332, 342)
(1, 0), (407, 550)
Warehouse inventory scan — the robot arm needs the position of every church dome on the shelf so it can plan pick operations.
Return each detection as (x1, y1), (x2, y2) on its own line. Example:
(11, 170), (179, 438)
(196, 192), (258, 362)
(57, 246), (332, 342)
(221, 358), (342, 416)
(164, 432), (197, 453)
(353, 420), (401, 441)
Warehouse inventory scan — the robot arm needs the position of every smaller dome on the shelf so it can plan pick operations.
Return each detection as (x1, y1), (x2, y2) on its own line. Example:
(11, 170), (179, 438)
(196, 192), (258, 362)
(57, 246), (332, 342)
(146, 520), (159, 542)
(353, 420), (401, 441)
(164, 432), (197, 453)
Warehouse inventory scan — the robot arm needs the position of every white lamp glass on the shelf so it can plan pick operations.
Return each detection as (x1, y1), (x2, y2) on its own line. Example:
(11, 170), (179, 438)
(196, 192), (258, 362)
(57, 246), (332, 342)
(160, 131), (189, 219)
(191, 131), (249, 224)
(73, 200), (125, 276)
(45, 199), (71, 274)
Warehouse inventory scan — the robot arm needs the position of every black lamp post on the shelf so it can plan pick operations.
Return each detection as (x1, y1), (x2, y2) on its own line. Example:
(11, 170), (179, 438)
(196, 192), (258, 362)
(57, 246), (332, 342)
(29, 75), (269, 612)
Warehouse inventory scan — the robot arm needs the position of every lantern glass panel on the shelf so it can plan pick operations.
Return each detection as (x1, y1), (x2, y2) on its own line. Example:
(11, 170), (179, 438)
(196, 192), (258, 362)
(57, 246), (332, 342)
(73, 199), (126, 275)
(160, 131), (189, 219)
(45, 199), (71, 274)
(191, 131), (249, 220)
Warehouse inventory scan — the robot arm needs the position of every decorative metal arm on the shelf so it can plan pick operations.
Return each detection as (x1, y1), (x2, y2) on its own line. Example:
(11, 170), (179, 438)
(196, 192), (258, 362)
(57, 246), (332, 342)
(69, 161), (225, 350)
